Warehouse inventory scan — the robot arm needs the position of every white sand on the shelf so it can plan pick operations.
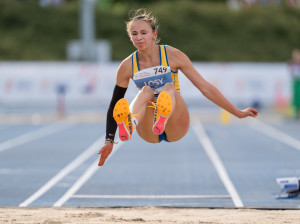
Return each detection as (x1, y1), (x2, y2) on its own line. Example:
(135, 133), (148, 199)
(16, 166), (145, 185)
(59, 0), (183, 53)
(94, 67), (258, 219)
(1, 207), (300, 224)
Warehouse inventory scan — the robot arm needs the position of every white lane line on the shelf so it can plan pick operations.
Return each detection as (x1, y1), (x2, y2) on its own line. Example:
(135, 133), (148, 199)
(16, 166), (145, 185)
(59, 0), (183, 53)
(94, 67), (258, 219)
(250, 120), (300, 152)
(19, 135), (105, 207)
(193, 121), (244, 208)
(0, 122), (73, 153)
(72, 194), (231, 199)
(53, 141), (123, 207)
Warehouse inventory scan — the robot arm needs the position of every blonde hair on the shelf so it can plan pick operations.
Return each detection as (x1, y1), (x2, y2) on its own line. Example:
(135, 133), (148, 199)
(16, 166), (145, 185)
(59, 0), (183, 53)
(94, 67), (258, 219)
(126, 8), (160, 43)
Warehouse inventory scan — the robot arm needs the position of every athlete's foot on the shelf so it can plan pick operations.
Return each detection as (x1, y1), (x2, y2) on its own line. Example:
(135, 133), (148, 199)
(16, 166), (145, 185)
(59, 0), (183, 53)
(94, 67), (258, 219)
(113, 98), (134, 141)
(152, 92), (172, 135)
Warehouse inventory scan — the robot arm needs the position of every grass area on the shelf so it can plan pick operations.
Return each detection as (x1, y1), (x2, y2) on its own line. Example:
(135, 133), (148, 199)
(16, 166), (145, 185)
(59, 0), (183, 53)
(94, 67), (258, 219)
(0, 0), (299, 61)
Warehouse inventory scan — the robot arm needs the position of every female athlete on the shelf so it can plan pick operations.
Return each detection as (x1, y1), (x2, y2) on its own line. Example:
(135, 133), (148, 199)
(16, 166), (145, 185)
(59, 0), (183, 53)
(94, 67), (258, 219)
(98, 9), (258, 166)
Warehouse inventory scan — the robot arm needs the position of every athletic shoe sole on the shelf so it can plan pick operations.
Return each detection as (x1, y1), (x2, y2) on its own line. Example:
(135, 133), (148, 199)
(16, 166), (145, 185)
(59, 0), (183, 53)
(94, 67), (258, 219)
(113, 98), (132, 141)
(152, 92), (172, 135)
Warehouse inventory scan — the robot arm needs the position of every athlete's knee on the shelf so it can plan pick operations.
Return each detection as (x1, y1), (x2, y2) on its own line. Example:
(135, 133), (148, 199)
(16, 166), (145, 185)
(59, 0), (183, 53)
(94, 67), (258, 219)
(141, 85), (152, 92)
(162, 83), (176, 92)
(140, 86), (154, 97)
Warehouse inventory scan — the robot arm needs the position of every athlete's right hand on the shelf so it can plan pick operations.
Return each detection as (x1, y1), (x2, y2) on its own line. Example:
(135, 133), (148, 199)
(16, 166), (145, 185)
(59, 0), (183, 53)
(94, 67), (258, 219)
(97, 143), (113, 166)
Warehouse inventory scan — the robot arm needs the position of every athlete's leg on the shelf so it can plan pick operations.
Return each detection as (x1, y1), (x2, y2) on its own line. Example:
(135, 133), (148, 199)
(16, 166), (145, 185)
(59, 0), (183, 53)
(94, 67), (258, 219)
(127, 84), (189, 143)
(130, 86), (154, 124)
(152, 84), (175, 135)
(160, 83), (176, 117)
(163, 85), (190, 142)
(130, 86), (160, 143)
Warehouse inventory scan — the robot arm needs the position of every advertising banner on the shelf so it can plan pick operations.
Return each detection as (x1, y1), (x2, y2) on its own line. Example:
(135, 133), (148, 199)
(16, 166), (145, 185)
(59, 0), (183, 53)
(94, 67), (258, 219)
(0, 62), (291, 107)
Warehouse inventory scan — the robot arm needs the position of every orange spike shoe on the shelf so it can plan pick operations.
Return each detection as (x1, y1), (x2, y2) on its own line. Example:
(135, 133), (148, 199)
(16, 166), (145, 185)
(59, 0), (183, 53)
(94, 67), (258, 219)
(113, 98), (134, 141)
(152, 92), (172, 135)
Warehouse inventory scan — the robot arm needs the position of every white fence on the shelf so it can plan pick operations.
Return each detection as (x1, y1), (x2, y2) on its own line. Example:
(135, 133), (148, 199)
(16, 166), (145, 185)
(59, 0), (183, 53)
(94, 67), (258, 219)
(0, 62), (291, 108)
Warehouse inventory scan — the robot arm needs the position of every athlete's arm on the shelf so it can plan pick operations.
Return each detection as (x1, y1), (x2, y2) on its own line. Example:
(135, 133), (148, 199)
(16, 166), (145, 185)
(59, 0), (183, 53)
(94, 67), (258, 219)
(116, 56), (132, 88)
(105, 57), (132, 142)
(167, 46), (258, 119)
(98, 57), (132, 166)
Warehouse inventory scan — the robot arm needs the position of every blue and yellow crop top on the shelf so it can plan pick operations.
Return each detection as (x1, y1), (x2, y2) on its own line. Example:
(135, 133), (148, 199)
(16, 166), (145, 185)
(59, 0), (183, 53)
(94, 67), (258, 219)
(132, 45), (180, 95)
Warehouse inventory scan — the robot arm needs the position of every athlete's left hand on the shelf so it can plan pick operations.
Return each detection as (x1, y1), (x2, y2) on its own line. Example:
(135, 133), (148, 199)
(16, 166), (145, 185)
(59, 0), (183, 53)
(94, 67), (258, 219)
(238, 108), (258, 118)
(97, 142), (113, 166)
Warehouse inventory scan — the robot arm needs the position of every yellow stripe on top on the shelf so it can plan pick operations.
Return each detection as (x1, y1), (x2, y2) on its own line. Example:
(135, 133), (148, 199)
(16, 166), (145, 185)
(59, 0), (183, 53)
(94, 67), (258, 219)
(172, 71), (180, 93)
(161, 45), (180, 93)
(159, 45), (180, 93)
(159, 45), (168, 67)
(132, 51), (139, 76)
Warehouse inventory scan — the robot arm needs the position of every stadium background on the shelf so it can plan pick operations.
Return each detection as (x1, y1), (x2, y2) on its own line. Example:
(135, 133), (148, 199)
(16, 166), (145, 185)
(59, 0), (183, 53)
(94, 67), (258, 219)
(1, 0), (300, 215)
(1, 0), (299, 113)
(0, 0), (299, 62)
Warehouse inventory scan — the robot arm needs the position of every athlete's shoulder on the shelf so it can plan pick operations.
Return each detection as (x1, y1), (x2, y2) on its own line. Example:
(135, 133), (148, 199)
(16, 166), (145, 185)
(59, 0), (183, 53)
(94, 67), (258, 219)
(165, 46), (190, 68)
(116, 55), (133, 87)
(118, 54), (132, 74)
(165, 46), (187, 58)
(165, 45), (179, 52)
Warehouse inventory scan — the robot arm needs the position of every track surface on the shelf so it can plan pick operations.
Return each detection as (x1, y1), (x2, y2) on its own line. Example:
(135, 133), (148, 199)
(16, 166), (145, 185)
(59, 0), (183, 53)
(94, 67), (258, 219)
(0, 111), (299, 209)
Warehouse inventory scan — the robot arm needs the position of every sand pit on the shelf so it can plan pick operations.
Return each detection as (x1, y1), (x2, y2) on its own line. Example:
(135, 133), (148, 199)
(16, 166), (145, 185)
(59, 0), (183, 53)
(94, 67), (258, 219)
(1, 207), (300, 224)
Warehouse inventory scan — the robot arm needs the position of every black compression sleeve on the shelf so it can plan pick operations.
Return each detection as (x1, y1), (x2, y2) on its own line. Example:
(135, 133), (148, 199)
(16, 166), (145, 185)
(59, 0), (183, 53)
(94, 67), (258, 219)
(105, 85), (127, 141)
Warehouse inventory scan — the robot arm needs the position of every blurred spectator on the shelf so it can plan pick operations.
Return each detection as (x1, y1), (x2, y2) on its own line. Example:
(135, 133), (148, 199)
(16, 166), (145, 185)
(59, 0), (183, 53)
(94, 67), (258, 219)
(227, 0), (285, 8)
(286, 0), (300, 7)
(227, 0), (243, 9)
(289, 49), (300, 119)
(39, 0), (65, 7)
(56, 83), (67, 117)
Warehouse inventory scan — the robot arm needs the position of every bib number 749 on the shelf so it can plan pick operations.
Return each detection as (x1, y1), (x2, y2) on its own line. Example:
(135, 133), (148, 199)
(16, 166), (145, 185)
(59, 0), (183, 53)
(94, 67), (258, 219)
(154, 67), (167, 74)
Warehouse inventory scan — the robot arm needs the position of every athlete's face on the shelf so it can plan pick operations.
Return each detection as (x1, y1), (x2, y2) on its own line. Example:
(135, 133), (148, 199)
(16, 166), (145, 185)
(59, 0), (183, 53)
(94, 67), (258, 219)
(129, 20), (157, 50)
